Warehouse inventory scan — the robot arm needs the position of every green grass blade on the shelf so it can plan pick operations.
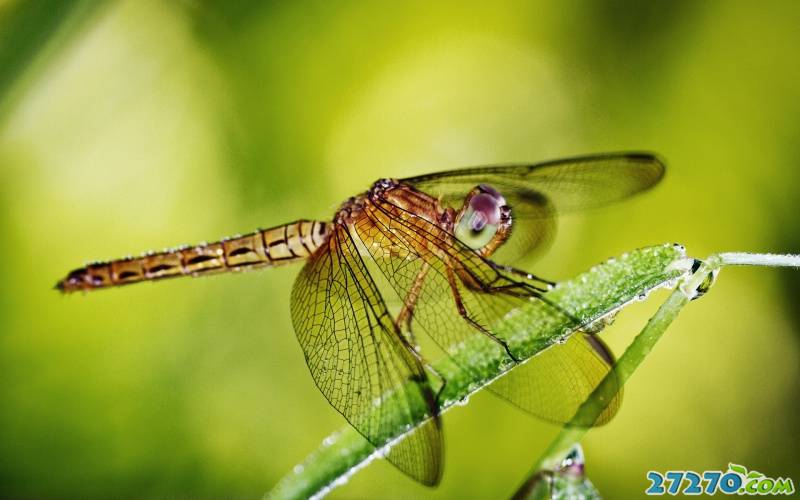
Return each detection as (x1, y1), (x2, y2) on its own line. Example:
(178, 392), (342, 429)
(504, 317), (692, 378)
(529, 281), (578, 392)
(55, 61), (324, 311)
(267, 243), (690, 499)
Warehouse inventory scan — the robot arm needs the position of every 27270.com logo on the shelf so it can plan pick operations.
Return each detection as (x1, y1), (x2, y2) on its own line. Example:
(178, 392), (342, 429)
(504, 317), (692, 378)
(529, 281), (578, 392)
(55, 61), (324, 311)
(645, 463), (794, 496)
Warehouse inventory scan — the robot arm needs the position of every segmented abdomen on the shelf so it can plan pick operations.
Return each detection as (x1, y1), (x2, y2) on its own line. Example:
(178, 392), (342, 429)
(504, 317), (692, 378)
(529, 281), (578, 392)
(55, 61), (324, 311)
(57, 220), (330, 293)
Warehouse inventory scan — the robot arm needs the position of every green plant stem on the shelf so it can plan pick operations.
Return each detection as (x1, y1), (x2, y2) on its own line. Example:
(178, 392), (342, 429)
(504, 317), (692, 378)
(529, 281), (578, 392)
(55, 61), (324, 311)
(526, 284), (693, 476)
(517, 251), (800, 497)
(717, 252), (800, 267)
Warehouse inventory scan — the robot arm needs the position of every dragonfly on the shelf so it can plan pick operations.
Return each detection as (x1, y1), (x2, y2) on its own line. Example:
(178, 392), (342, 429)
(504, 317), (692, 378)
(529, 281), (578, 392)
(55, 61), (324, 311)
(57, 152), (664, 486)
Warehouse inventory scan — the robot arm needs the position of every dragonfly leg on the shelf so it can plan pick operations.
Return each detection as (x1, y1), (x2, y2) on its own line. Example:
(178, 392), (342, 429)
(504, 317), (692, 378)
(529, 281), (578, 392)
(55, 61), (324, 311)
(407, 347), (448, 405)
(488, 281), (546, 297)
(394, 264), (431, 349)
(390, 264), (450, 403)
(393, 312), (448, 406)
(432, 368), (448, 406)
(446, 266), (520, 363)
(394, 308), (417, 347)
(489, 280), (584, 328)
(488, 262), (556, 288)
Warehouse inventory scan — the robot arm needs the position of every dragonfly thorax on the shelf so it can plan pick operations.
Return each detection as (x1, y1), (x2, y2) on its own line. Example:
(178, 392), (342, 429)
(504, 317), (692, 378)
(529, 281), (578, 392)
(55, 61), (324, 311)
(367, 180), (444, 226)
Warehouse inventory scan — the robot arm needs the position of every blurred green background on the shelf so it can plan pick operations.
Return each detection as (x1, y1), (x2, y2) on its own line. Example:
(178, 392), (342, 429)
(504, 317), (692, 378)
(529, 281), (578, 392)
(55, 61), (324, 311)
(1, 0), (798, 498)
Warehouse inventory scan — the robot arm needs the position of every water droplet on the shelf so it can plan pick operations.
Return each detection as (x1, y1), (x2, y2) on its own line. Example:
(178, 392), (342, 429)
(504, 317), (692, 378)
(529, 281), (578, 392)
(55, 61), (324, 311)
(692, 268), (719, 300)
(559, 444), (586, 476)
(293, 464), (304, 474)
(454, 395), (470, 406)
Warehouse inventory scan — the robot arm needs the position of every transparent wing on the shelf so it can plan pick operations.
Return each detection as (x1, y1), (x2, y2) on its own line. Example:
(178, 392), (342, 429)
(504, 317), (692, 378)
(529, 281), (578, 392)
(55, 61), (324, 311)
(402, 152), (664, 263)
(290, 224), (442, 485)
(488, 333), (622, 427)
(402, 152), (664, 213)
(354, 194), (553, 364)
(356, 194), (620, 427)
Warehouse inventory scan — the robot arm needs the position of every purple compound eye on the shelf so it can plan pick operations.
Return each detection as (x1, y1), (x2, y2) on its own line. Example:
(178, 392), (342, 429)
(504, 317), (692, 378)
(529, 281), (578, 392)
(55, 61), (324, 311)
(455, 186), (507, 250)
(478, 184), (506, 205)
(468, 193), (503, 229)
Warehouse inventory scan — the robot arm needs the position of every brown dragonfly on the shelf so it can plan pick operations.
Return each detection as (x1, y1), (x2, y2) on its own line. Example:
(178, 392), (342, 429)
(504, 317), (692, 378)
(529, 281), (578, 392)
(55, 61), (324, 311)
(57, 152), (664, 486)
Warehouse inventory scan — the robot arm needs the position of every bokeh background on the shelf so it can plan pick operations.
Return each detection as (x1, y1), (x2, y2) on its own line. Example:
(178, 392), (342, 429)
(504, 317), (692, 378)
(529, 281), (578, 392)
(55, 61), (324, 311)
(1, 1), (798, 498)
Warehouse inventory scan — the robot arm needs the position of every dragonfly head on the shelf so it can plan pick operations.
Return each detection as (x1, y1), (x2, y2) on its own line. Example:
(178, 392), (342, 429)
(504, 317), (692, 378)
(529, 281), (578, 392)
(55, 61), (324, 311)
(454, 184), (512, 257)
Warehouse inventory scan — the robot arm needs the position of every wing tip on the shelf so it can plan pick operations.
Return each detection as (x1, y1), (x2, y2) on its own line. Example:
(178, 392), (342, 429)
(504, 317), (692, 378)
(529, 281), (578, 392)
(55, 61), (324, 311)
(621, 150), (667, 177)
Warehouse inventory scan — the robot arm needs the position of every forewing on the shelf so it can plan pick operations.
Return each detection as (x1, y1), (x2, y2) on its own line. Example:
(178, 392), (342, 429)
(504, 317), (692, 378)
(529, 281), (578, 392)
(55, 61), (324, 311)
(356, 194), (574, 366)
(290, 224), (442, 485)
(402, 152), (664, 213)
(488, 333), (622, 426)
(402, 152), (664, 262)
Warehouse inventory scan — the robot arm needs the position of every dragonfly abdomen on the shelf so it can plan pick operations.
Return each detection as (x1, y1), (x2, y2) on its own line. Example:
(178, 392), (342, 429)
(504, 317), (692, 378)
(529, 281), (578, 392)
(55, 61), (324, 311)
(56, 220), (330, 293)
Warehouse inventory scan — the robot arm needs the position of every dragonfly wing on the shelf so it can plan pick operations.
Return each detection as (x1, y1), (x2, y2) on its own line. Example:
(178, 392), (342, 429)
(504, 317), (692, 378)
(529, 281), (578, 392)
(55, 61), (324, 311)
(401, 152), (664, 213)
(358, 195), (620, 427)
(290, 224), (442, 486)
(356, 194), (577, 366)
(402, 152), (664, 263)
(488, 333), (622, 426)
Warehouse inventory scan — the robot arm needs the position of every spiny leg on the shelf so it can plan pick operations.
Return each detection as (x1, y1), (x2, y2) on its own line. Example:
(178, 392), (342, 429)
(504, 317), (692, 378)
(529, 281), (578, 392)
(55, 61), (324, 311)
(392, 263), (449, 403)
(406, 340), (449, 406)
(488, 281), (548, 296)
(393, 263), (430, 348)
(487, 280), (583, 329)
(445, 265), (520, 363)
(455, 265), (570, 321)
(489, 262), (556, 288)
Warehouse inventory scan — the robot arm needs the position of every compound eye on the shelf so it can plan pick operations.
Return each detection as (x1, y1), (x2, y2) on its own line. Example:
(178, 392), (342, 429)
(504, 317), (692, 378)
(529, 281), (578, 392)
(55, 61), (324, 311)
(455, 192), (504, 249)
